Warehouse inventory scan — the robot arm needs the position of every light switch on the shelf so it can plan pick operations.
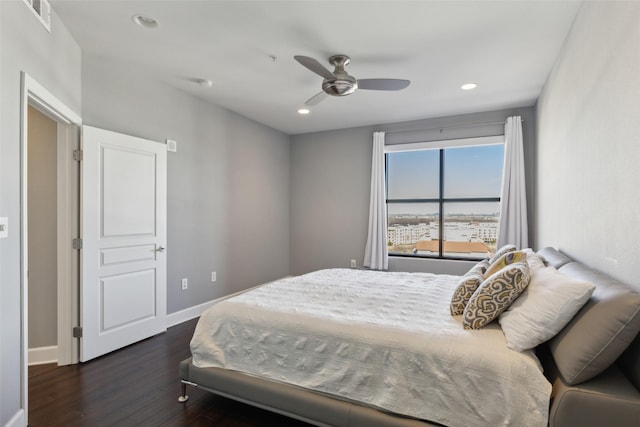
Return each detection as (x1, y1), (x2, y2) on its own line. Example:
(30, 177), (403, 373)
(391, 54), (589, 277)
(0, 217), (8, 238)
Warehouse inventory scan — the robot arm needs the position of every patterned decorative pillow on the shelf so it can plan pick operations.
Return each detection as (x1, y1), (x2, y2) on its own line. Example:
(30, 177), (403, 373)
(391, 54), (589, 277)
(484, 250), (527, 278)
(463, 262), (531, 330)
(467, 259), (490, 276)
(450, 273), (485, 315)
(489, 244), (517, 264)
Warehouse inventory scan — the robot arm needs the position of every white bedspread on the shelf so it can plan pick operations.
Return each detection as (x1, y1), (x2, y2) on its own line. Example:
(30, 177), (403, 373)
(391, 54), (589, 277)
(191, 269), (551, 427)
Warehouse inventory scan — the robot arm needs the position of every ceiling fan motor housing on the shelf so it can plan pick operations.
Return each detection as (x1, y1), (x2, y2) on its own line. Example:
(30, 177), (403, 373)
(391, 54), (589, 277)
(322, 54), (358, 96)
(322, 76), (358, 96)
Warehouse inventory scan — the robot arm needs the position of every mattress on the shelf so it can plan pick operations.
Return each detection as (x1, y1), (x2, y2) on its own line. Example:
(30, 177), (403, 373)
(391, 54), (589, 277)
(191, 268), (551, 427)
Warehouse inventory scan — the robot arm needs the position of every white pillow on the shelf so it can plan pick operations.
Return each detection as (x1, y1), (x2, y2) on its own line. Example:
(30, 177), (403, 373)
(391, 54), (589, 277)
(525, 252), (546, 273)
(498, 266), (595, 352)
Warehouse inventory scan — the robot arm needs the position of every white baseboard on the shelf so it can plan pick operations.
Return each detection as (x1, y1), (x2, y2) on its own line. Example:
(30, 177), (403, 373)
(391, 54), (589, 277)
(166, 299), (217, 328)
(28, 346), (57, 366)
(4, 409), (25, 427)
(166, 284), (267, 328)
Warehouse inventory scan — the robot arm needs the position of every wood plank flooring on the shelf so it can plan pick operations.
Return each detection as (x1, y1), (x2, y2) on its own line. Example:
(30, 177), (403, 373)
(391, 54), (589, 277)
(28, 318), (311, 427)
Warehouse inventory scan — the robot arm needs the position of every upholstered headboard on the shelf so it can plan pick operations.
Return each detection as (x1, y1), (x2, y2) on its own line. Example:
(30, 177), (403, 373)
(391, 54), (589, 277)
(537, 247), (640, 427)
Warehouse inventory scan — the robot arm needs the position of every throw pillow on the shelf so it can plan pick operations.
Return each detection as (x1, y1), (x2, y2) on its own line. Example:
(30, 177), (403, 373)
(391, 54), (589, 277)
(489, 244), (517, 264)
(525, 252), (547, 273)
(498, 266), (595, 352)
(467, 259), (490, 276)
(463, 262), (530, 330)
(450, 273), (485, 315)
(484, 250), (527, 278)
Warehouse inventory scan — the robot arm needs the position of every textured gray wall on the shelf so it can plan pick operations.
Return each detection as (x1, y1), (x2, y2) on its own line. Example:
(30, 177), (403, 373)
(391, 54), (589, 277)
(536, 2), (640, 291)
(0, 2), (82, 424)
(81, 54), (291, 313)
(291, 126), (374, 276)
(290, 107), (536, 276)
(27, 106), (58, 348)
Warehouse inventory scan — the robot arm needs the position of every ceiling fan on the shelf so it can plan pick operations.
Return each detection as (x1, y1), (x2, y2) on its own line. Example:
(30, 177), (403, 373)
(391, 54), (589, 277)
(294, 54), (410, 106)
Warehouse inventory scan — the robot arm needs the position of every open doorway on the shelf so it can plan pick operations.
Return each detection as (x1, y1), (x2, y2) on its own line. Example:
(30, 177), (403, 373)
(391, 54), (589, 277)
(26, 105), (60, 365)
(25, 103), (80, 369)
(24, 89), (80, 369)
(21, 72), (82, 422)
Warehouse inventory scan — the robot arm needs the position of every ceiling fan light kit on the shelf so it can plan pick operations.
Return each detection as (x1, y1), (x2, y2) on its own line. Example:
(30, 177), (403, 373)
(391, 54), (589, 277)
(294, 54), (410, 106)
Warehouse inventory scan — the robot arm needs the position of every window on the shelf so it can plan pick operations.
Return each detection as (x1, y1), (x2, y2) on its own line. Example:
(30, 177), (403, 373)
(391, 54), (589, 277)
(386, 136), (504, 260)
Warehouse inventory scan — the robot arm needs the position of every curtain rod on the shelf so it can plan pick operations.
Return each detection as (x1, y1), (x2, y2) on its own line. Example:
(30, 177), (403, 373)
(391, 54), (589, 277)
(385, 119), (523, 136)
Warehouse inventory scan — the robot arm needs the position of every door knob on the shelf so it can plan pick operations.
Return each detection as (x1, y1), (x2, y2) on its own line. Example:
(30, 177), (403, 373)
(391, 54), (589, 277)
(156, 246), (166, 252)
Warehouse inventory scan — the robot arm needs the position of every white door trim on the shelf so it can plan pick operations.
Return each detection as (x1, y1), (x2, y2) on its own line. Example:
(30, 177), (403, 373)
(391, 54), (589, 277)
(20, 72), (82, 424)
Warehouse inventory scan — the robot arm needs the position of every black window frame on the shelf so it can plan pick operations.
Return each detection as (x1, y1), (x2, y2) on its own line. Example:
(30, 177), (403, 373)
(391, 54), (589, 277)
(385, 144), (502, 261)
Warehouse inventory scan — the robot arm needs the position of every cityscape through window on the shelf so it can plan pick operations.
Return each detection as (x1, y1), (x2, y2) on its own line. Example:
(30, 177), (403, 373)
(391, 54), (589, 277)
(386, 140), (504, 260)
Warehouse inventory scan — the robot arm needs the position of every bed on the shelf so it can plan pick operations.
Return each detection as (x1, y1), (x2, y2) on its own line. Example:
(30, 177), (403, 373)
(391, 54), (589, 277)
(179, 247), (640, 426)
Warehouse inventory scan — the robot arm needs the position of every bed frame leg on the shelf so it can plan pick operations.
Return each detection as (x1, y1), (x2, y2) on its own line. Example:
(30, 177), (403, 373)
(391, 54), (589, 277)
(178, 381), (189, 403)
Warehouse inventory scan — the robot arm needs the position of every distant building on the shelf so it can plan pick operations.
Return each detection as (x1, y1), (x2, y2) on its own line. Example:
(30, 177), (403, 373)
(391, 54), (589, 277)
(388, 221), (497, 246)
(388, 223), (429, 244)
(476, 222), (498, 243)
(414, 240), (491, 258)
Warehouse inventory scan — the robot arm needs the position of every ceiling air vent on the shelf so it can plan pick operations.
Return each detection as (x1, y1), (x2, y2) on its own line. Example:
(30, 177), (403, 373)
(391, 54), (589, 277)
(22, 0), (51, 32)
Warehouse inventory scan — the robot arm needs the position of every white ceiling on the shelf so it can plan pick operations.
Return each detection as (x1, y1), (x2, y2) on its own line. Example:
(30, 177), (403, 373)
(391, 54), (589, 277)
(51, 0), (581, 135)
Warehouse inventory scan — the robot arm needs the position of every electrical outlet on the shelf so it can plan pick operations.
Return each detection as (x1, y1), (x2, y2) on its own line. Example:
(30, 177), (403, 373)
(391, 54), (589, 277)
(350, 259), (357, 268)
(211, 272), (217, 282)
(181, 278), (188, 290)
(0, 217), (8, 239)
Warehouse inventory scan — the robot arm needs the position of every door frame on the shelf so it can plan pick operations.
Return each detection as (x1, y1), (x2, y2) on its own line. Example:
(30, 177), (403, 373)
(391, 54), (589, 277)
(20, 72), (82, 421)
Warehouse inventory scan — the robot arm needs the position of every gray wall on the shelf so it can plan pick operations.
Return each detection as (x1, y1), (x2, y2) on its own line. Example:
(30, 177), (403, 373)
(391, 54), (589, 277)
(227, 113), (291, 292)
(81, 54), (291, 312)
(27, 106), (58, 349)
(291, 126), (373, 276)
(0, 1), (82, 424)
(535, 1), (640, 291)
(290, 107), (536, 276)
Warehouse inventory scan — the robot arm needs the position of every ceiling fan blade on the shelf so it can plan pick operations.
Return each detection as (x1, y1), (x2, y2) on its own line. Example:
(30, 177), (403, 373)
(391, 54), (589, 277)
(294, 55), (336, 80)
(304, 91), (328, 106)
(357, 79), (411, 91)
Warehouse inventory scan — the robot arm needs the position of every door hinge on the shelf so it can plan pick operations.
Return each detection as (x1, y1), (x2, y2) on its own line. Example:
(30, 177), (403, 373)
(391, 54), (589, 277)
(73, 326), (83, 338)
(72, 238), (83, 250)
(73, 149), (83, 161)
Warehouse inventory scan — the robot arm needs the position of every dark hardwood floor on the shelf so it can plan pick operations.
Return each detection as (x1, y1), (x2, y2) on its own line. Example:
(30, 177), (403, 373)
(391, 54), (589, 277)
(28, 318), (311, 427)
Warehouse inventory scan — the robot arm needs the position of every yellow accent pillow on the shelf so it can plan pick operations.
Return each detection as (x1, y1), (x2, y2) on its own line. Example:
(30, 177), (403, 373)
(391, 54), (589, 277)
(489, 244), (517, 264)
(484, 250), (527, 278)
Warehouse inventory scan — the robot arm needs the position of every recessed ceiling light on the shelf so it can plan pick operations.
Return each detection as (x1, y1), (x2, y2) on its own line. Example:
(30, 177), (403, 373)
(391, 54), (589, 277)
(461, 83), (477, 90)
(132, 14), (158, 29)
(298, 108), (310, 115)
(198, 79), (213, 88)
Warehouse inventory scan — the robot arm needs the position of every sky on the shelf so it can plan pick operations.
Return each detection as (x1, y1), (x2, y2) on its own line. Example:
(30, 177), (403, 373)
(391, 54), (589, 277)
(386, 144), (504, 216)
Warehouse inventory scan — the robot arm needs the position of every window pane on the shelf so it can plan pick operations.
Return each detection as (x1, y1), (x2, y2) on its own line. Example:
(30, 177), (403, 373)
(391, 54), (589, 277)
(443, 144), (504, 198)
(442, 202), (500, 259)
(387, 203), (439, 255)
(387, 150), (439, 199)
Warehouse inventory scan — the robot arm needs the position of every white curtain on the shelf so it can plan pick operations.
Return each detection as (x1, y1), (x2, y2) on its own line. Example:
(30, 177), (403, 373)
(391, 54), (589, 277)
(498, 116), (529, 248)
(364, 132), (388, 270)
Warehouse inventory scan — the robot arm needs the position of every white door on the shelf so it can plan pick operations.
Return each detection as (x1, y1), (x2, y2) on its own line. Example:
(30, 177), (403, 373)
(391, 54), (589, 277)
(80, 125), (167, 362)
